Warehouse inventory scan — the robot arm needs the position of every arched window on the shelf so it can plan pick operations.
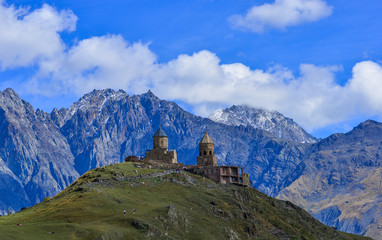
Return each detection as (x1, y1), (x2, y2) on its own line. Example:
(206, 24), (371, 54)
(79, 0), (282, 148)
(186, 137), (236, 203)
(204, 151), (207, 155)
(209, 151), (212, 155)
(199, 152), (201, 156)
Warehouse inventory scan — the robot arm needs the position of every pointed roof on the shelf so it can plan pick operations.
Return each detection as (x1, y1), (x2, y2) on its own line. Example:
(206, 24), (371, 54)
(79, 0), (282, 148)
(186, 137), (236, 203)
(153, 127), (167, 137)
(199, 131), (214, 144)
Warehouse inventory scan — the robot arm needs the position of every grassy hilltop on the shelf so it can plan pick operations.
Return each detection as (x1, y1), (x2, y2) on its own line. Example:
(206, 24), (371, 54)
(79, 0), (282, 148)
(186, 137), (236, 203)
(0, 162), (371, 240)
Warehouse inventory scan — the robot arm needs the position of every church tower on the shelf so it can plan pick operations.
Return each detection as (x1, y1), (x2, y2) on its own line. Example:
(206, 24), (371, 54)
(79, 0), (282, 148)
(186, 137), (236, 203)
(144, 126), (177, 164)
(153, 127), (168, 150)
(197, 132), (217, 166)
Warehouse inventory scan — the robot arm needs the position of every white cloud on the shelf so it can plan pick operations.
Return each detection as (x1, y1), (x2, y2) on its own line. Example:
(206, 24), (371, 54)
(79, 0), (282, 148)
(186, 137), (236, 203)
(151, 53), (351, 130)
(28, 34), (382, 131)
(151, 53), (381, 131)
(31, 35), (157, 96)
(0, 1), (77, 69)
(1, 2), (382, 132)
(229, 0), (333, 33)
(348, 61), (382, 113)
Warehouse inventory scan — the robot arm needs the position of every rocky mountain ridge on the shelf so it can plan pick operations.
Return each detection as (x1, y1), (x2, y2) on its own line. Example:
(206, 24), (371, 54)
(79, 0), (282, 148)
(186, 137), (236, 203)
(1, 88), (382, 239)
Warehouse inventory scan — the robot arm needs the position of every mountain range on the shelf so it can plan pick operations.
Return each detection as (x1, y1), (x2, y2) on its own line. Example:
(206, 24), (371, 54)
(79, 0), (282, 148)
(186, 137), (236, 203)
(1, 88), (382, 239)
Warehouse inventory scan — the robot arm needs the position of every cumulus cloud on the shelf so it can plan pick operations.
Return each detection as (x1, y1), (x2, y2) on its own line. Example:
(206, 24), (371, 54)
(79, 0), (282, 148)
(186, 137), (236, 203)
(229, 0), (333, 33)
(28, 35), (382, 130)
(152, 53), (351, 130)
(1, 2), (382, 132)
(151, 55), (382, 131)
(0, 1), (77, 69)
(32, 35), (157, 95)
(348, 61), (382, 113)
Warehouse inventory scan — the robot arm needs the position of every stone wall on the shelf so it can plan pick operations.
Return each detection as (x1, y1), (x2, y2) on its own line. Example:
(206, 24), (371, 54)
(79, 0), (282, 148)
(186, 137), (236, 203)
(144, 147), (177, 164)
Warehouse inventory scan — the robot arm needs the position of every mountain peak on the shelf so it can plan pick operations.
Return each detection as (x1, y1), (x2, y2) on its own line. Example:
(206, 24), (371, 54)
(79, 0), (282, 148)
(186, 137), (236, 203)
(230, 104), (271, 113)
(64, 89), (128, 120)
(209, 105), (316, 143)
(80, 89), (117, 101)
(0, 88), (35, 113)
(3, 87), (17, 95)
(346, 119), (382, 141)
(1, 88), (20, 101)
(356, 119), (380, 129)
(141, 89), (159, 100)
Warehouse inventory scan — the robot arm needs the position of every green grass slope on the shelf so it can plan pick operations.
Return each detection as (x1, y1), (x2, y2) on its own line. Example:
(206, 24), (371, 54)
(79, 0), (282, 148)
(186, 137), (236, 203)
(0, 162), (371, 240)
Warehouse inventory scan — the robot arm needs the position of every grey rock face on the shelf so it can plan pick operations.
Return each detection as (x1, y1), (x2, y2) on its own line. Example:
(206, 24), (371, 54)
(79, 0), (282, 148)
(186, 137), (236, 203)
(0, 88), (79, 215)
(209, 105), (317, 143)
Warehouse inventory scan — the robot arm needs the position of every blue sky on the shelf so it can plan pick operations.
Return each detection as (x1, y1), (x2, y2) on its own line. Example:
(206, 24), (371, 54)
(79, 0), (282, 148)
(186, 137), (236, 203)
(1, 0), (382, 138)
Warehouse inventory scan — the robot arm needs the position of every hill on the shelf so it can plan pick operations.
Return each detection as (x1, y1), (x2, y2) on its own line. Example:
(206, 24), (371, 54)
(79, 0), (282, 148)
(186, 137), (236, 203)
(0, 162), (369, 240)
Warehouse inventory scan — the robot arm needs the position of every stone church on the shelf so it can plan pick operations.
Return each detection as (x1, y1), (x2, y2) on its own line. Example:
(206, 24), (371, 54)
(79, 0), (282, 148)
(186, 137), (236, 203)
(144, 127), (177, 164)
(143, 127), (250, 186)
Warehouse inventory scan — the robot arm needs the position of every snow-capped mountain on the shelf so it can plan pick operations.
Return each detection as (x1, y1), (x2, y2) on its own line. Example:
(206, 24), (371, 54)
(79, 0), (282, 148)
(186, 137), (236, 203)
(209, 105), (317, 143)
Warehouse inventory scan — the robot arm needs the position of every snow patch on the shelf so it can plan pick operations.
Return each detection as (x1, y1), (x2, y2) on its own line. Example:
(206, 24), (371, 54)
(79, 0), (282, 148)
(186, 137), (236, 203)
(209, 105), (317, 143)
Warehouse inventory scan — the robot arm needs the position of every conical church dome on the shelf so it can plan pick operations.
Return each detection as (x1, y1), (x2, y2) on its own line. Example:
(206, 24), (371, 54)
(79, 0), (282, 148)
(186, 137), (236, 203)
(199, 132), (214, 144)
(154, 127), (167, 137)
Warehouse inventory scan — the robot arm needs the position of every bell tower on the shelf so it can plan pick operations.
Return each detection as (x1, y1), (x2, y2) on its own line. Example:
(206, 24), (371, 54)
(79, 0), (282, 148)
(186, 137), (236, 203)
(153, 127), (168, 150)
(197, 132), (217, 166)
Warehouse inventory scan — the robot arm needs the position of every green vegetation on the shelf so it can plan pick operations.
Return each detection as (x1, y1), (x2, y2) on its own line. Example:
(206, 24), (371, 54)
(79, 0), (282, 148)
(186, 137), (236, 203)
(0, 162), (371, 240)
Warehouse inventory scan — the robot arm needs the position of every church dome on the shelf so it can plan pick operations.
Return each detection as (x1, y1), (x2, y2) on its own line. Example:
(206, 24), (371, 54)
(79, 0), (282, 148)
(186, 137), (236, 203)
(154, 127), (168, 137)
(199, 132), (214, 144)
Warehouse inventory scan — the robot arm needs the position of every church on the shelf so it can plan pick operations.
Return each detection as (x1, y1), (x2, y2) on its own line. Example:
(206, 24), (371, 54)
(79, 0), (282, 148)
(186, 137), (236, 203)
(143, 127), (250, 186)
(144, 127), (177, 164)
